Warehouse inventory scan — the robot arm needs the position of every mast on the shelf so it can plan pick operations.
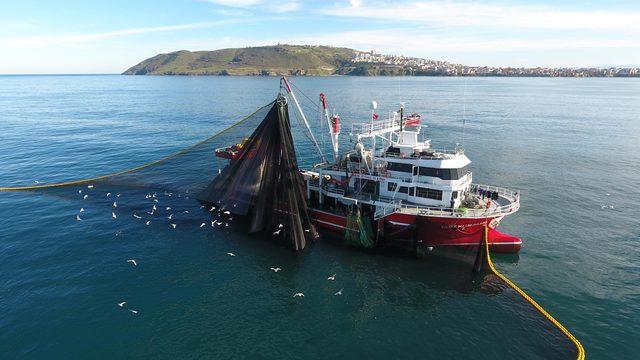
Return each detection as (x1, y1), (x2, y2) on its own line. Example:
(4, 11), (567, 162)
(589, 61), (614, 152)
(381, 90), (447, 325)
(281, 76), (327, 164)
(320, 93), (339, 163)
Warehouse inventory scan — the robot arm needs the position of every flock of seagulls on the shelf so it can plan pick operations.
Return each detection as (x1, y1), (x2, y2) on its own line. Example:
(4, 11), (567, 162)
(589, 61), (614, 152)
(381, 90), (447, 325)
(73, 183), (344, 314)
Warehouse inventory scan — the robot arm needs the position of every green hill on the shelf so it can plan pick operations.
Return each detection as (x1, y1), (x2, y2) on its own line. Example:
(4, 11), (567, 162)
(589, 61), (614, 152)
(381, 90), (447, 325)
(123, 45), (360, 76)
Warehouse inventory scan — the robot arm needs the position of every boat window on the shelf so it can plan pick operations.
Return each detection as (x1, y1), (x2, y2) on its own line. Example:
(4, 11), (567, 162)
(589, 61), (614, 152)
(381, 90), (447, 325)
(398, 186), (408, 194)
(387, 182), (397, 191)
(414, 187), (443, 200)
(417, 166), (469, 180)
(452, 191), (458, 199)
(387, 161), (413, 173)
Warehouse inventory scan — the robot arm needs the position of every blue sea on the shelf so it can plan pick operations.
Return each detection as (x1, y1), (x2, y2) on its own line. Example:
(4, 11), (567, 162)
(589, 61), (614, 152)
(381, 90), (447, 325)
(0, 75), (638, 359)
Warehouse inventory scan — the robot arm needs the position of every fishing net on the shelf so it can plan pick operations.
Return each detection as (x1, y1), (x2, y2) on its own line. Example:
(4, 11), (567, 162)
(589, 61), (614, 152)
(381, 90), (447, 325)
(197, 95), (317, 250)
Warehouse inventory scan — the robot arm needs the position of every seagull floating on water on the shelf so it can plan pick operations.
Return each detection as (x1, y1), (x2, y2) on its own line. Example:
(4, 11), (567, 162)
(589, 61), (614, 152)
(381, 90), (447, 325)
(118, 301), (126, 307)
(270, 267), (281, 272)
(145, 221), (150, 226)
(127, 259), (137, 266)
(293, 293), (305, 298)
(116, 194), (121, 198)
(34, 180), (40, 184)
(171, 223), (177, 229)
(327, 274), (336, 281)
(76, 215), (82, 221)
(226, 252), (235, 257)
(129, 309), (138, 315)
(200, 223), (206, 228)
(334, 288), (343, 296)
(107, 192), (111, 197)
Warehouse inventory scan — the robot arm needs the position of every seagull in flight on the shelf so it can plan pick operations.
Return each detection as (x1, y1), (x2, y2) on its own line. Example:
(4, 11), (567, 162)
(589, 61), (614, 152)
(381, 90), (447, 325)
(270, 267), (281, 272)
(145, 221), (150, 226)
(87, 185), (94, 189)
(226, 252), (235, 257)
(127, 259), (137, 266)
(112, 212), (117, 219)
(133, 214), (142, 219)
(327, 274), (336, 281)
(113, 201), (117, 208)
(117, 194), (121, 198)
(210, 206), (216, 212)
(79, 208), (85, 212)
(223, 210), (231, 215)
(171, 223), (177, 229)
(152, 205), (157, 211)
(293, 293), (305, 298)
(200, 223), (206, 228)
(76, 215), (82, 221)
(107, 192), (111, 197)
(168, 214), (173, 220)
(83, 194), (88, 199)
(278, 224), (284, 229)
(118, 301), (126, 307)
(304, 229), (310, 233)
(273, 229), (281, 235)
(34, 180), (40, 184)
(166, 207), (171, 211)
(129, 309), (138, 315)
(334, 288), (343, 296)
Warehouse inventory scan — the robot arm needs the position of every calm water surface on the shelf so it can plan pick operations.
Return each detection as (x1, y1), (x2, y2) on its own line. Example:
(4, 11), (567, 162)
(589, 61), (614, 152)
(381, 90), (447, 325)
(0, 75), (639, 359)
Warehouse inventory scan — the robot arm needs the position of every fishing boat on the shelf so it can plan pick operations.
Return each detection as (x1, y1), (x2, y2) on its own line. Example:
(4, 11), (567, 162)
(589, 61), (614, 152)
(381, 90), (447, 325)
(214, 77), (522, 253)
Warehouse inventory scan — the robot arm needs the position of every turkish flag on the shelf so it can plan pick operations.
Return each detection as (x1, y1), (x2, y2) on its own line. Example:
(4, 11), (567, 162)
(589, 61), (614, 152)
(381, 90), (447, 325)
(372, 113), (379, 120)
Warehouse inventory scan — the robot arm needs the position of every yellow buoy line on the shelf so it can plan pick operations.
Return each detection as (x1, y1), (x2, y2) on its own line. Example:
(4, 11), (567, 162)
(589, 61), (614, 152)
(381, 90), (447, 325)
(483, 226), (585, 359)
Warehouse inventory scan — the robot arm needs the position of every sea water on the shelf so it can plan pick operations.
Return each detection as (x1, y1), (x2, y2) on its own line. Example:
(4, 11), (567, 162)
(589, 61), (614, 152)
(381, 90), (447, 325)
(0, 75), (638, 359)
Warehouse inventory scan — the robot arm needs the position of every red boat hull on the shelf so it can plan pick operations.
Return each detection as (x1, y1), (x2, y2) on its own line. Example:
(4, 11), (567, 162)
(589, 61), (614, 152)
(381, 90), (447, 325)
(309, 208), (521, 253)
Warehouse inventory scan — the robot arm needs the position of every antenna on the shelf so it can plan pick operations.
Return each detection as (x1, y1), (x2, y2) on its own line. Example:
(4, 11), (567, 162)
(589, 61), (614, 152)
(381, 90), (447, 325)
(461, 78), (467, 148)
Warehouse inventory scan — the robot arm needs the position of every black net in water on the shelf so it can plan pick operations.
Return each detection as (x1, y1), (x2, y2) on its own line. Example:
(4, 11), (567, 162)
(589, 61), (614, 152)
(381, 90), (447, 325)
(197, 96), (316, 250)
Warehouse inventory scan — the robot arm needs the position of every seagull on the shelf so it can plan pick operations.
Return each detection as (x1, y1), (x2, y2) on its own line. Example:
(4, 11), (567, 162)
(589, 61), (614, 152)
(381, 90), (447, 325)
(107, 192), (111, 197)
(171, 223), (177, 229)
(118, 301), (126, 307)
(228, 217), (233, 221)
(113, 201), (117, 208)
(606, 193), (611, 196)
(211, 221), (215, 227)
(147, 210), (155, 215)
(200, 205), (204, 209)
(293, 293), (305, 298)
(210, 206), (216, 212)
(327, 274), (336, 281)
(226, 252), (235, 257)
(183, 210), (189, 214)
(152, 205), (157, 211)
(112, 212), (117, 219)
(153, 199), (158, 203)
(223, 210), (230, 215)
(116, 194), (121, 198)
(166, 207), (171, 211)
(273, 229), (281, 235)
(278, 224), (284, 229)
(127, 259), (137, 266)
(168, 214), (173, 220)
(145, 221), (150, 226)
(34, 180), (40, 184)
(270, 267), (281, 272)
(133, 214), (142, 219)
(78, 190), (82, 194)
(79, 208), (85, 212)
(216, 221), (223, 226)
(200, 223), (206, 228)
(83, 194), (88, 199)
(334, 288), (343, 296)
(87, 185), (94, 189)
(225, 222), (229, 227)
(304, 229), (310, 232)
(129, 309), (138, 315)
(76, 215), (82, 221)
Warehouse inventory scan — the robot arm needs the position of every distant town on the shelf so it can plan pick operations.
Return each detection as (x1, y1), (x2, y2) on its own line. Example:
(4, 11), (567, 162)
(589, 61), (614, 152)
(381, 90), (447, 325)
(353, 51), (640, 77)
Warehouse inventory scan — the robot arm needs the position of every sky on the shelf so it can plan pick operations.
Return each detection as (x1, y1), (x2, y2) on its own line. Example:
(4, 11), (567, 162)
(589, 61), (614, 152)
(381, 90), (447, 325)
(1, 0), (639, 74)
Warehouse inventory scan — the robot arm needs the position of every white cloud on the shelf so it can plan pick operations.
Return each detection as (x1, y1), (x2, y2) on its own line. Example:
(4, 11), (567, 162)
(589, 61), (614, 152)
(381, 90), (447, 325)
(0, 22), (235, 48)
(271, 1), (299, 13)
(322, 1), (640, 31)
(203, 0), (262, 7)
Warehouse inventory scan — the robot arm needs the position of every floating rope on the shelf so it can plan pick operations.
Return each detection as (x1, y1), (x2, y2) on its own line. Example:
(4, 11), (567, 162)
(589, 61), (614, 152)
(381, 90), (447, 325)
(483, 226), (585, 359)
(0, 102), (273, 192)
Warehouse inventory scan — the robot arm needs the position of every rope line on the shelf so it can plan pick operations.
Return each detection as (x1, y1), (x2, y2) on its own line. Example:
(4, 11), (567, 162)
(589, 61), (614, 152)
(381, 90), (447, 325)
(483, 226), (585, 359)
(0, 102), (274, 192)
